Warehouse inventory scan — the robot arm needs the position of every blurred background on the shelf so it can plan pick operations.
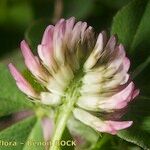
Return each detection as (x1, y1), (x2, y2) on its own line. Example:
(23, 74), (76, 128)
(0, 0), (131, 59)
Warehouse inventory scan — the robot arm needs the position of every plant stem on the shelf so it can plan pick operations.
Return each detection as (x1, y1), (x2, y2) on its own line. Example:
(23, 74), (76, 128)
(49, 102), (74, 150)
(49, 75), (81, 150)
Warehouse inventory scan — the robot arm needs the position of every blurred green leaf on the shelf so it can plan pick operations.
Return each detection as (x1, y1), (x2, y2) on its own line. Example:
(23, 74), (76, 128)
(133, 59), (150, 97)
(92, 134), (142, 150)
(63, 0), (94, 19)
(0, 116), (37, 150)
(61, 127), (75, 150)
(117, 97), (150, 150)
(0, 64), (33, 117)
(67, 116), (99, 150)
(131, 0), (150, 52)
(131, 56), (150, 79)
(0, 0), (33, 27)
(100, 0), (130, 9)
(111, 0), (150, 55)
(9, 2), (33, 28)
(92, 134), (112, 150)
(141, 116), (150, 134)
(23, 119), (44, 150)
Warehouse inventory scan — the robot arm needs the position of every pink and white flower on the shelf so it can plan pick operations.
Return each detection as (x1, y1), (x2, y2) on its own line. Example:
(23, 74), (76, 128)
(8, 17), (139, 135)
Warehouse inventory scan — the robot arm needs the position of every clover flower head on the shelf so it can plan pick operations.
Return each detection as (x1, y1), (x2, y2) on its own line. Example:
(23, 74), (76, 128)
(8, 17), (139, 135)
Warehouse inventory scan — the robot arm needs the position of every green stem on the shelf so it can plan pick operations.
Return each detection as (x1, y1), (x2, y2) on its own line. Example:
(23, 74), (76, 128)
(49, 102), (74, 150)
(49, 74), (82, 150)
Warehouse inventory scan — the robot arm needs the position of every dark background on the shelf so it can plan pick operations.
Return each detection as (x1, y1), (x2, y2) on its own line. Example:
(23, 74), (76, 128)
(0, 0), (130, 59)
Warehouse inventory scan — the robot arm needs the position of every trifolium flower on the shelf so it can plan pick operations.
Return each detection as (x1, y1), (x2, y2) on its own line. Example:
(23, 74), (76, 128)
(8, 17), (139, 135)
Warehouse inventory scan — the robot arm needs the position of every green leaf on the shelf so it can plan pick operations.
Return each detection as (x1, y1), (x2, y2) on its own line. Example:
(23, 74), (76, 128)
(63, 0), (94, 19)
(141, 116), (150, 134)
(23, 119), (44, 150)
(0, 116), (37, 150)
(117, 97), (150, 150)
(99, 0), (130, 9)
(67, 116), (99, 150)
(131, 0), (150, 52)
(131, 56), (150, 79)
(25, 19), (51, 51)
(0, 64), (33, 117)
(111, 0), (150, 55)
(61, 127), (75, 150)
(0, 0), (33, 28)
(133, 58), (150, 97)
(91, 134), (112, 150)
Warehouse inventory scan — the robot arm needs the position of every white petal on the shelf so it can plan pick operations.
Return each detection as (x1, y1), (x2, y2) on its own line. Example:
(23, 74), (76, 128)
(84, 31), (106, 70)
(77, 96), (101, 111)
(41, 92), (61, 105)
(81, 83), (101, 94)
(82, 71), (103, 84)
(47, 78), (65, 96)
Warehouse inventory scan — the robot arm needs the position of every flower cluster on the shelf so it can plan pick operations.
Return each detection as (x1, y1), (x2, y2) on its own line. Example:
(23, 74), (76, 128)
(8, 17), (139, 135)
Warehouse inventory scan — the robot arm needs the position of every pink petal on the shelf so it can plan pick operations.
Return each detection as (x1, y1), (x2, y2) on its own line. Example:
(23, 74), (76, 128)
(132, 89), (140, 99)
(110, 56), (130, 85)
(70, 21), (82, 49)
(38, 26), (56, 72)
(105, 35), (117, 52)
(103, 108), (127, 120)
(73, 108), (132, 135)
(118, 44), (126, 57)
(101, 120), (133, 135)
(38, 44), (57, 73)
(94, 32), (104, 56)
(114, 57), (130, 85)
(95, 31), (107, 50)
(53, 19), (66, 64)
(120, 73), (130, 85)
(84, 26), (95, 43)
(8, 63), (38, 98)
(38, 45), (50, 64)
(42, 117), (54, 141)
(20, 40), (48, 82)
(123, 57), (130, 72)
(107, 44), (126, 72)
(66, 17), (75, 30)
(81, 22), (87, 42)
(83, 31), (107, 70)
(55, 18), (65, 28)
(64, 17), (76, 43)
(41, 25), (54, 45)
(99, 82), (136, 110)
